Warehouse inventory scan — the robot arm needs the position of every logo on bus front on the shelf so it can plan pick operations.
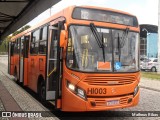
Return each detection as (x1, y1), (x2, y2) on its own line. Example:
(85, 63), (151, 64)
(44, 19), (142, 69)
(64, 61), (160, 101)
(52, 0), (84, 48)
(87, 88), (107, 95)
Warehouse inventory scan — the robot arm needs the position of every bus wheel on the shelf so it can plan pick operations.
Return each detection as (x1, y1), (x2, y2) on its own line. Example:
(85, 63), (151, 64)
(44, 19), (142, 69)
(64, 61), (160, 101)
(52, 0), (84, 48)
(39, 81), (46, 103)
(151, 67), (156, 72)
(14, 68), (19, 83)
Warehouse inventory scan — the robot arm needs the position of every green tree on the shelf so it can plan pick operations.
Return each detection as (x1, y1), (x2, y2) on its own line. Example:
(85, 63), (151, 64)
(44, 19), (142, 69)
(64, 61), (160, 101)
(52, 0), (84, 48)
(12, 25), (31, 36)
(0, 25), (31, 54)
(0, 36), (11, 54)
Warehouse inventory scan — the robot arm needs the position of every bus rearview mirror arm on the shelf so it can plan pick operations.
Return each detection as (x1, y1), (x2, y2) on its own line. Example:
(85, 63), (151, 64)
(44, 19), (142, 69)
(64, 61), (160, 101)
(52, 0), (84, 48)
(60, 30), (67, 48)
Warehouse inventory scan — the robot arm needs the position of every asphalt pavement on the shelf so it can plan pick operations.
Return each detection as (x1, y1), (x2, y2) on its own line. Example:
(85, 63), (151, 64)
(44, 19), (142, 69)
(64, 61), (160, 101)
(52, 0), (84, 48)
(0, 55), (160, 120)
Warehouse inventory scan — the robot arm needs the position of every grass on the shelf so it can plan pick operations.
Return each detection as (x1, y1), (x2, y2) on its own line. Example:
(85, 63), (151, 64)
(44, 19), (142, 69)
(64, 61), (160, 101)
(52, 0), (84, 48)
(141, 72), (160, 80)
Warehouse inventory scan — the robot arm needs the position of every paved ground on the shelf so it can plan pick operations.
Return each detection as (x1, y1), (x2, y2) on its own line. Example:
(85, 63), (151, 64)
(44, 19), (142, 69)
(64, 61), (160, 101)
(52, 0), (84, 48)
(0, 56), (57, 120)
(0, 55), (160, 120)
(0, 55), (8, 65)
(140, 77), (160, 91)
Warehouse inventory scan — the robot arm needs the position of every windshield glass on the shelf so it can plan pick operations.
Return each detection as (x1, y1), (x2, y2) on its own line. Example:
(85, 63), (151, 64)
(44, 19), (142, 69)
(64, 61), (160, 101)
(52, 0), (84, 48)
(66, 25), (139, 72)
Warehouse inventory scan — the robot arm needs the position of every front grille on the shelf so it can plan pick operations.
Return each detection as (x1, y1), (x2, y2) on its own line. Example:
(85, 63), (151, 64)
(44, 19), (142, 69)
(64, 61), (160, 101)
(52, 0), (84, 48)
(94, 97), (129, 107)
(83, 75), (136, 86)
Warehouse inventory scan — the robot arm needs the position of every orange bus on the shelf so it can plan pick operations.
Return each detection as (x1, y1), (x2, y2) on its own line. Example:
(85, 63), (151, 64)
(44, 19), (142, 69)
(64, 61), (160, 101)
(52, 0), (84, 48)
(8, 6), (140, 111)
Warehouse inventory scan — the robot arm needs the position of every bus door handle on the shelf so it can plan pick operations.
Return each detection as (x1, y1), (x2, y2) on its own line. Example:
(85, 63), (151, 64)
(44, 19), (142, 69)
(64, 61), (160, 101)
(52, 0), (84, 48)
(39, 58), (44, 71)
(39, 58), (43, 62)
(31, 59), (34, 66)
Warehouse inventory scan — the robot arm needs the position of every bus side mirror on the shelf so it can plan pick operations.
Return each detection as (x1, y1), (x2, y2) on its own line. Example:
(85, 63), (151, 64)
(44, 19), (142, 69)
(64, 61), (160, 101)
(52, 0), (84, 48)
(60, 30), (67, 48)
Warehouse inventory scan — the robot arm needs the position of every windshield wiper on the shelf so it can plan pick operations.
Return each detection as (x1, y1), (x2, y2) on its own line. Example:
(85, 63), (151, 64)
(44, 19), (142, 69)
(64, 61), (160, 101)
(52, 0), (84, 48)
(101, 33), (105, 62)
(117, 27), (130, 62)
(90, 23), (103, 48)
(121, 27), (129, 47)
(90, 23), (105, 62)
(117, 33), (121, 62)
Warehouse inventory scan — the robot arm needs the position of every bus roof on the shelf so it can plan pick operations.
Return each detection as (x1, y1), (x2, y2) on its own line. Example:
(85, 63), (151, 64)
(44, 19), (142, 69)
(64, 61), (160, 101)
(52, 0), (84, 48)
(11, 5), (137, 41)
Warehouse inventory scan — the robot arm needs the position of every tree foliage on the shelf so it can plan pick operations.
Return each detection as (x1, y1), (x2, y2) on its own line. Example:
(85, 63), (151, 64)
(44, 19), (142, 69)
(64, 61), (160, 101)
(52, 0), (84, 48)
(12, 25), (31, 36)
(0, 25), (31, 54)
(0, 36), (11, 53)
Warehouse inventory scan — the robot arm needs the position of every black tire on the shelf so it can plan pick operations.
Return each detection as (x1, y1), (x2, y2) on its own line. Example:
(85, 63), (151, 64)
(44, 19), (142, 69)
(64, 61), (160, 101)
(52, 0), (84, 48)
(14, 67), (19, 83)
(39, 81), (46, 103)
(151, 67), (156, 72)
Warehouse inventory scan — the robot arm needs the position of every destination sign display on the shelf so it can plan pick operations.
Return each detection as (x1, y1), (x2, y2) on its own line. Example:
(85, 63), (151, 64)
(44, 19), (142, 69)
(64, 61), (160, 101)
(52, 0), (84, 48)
(72, 7), (138, 27)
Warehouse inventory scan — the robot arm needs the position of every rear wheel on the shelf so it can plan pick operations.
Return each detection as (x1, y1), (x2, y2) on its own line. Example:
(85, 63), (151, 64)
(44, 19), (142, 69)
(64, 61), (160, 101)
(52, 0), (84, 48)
(38, 80), (46, 103)
(14, 67), (19, 83)
(151, 67), (156, 72)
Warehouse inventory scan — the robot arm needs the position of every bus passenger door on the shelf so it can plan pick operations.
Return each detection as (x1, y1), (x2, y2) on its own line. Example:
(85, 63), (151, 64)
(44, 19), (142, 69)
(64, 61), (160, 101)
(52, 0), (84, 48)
(46, 21), (64, 104)
(46, 27), (58, 100)
(8, 42), (14, 75)
(19, 37), (24, 83)
(23, 36), (29, 86)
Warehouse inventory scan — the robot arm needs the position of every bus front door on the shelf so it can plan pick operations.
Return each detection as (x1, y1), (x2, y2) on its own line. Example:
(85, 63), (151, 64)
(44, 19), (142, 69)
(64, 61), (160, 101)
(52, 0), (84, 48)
(46, 26), (59, 101)
(46, 22), (63, 106)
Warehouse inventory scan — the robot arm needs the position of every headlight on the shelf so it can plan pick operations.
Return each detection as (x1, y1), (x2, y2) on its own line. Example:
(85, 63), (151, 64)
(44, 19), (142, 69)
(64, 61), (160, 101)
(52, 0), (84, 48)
(67, 80), (87, 100)
(68, 83), (75, 91)
(133, 85), (139, 96)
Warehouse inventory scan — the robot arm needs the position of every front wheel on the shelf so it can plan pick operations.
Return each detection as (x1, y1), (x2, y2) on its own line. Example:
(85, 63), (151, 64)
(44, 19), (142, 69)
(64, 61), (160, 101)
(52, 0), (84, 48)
(151, 67), (156, 72)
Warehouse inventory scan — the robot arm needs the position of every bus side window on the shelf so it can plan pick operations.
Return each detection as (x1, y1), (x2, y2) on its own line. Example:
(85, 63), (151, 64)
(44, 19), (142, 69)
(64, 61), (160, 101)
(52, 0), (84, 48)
(17, 38), (20, 54)
(14, 39), (18, 54)
(21, 36), (24, 56)
(13, 41), (16, 55)
(39, 26), (48, 54)
(30, 29), (40, 54)
(11, 42), (14, 56)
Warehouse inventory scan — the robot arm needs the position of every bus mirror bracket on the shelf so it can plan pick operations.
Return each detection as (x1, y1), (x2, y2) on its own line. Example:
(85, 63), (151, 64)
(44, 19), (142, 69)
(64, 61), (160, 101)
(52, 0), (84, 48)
(60, 30), (67, 48)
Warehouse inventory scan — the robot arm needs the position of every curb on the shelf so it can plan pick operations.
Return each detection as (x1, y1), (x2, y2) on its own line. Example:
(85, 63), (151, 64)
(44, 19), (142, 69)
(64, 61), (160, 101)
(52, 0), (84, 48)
(139, 85), (160, 92)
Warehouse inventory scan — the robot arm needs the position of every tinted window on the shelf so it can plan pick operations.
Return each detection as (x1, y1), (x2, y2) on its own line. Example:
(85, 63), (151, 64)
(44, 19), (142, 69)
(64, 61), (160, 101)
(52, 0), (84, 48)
(30, 29), (40, 54)
(39, 26), (48, 54)
(153, 59), (158, 62)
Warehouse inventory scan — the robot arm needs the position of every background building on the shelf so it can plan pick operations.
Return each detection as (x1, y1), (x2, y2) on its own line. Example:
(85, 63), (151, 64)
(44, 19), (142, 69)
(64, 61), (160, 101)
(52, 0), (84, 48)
(140, 24), (158, 58)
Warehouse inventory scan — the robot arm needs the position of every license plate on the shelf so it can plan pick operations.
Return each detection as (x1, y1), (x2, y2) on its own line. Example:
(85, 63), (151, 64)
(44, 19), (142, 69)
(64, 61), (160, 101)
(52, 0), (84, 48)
(106, 100), (119, 106)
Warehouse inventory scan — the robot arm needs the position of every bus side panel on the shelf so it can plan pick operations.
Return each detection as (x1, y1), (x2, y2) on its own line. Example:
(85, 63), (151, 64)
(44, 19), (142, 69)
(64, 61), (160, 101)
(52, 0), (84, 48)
(27, 55), (46, 93)
(23, 58), (28, 86)
(28, 55), (39, 92)
(39, 55), (46, 79)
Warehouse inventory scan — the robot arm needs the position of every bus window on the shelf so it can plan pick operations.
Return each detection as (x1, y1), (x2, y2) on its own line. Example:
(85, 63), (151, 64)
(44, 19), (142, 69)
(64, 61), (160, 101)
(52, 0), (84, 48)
(112, 30), (139, 72)
(10, 42), (14, 56)
(30, 29), (40, 54)
(17, 38), (20, 54)
(39, 26), (48, 54)
(21, 36), (24, 56)
(14, 40), (17, 55)
(67, 25), (112, 72)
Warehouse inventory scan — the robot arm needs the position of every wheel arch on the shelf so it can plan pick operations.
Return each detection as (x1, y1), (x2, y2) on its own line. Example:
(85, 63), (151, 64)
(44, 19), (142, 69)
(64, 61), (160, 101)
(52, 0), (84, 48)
(151, 66), (157, 72)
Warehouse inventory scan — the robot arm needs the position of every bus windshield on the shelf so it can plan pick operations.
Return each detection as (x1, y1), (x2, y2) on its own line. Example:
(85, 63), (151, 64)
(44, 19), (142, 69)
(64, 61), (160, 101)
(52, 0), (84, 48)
(66, 25), (139, 72)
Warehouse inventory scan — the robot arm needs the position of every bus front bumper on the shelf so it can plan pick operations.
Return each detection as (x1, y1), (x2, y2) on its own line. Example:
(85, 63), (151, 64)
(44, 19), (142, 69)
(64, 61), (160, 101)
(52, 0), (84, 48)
(62, 87), (140, 111)
(85, 90), (140, 111)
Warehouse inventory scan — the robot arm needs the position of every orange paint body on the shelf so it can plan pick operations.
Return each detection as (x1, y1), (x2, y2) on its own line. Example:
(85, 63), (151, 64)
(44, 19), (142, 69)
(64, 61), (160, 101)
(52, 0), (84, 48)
(9, 6), (140, 111)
